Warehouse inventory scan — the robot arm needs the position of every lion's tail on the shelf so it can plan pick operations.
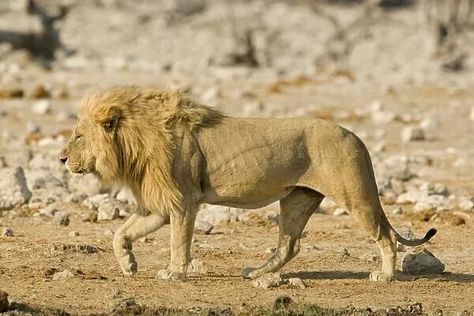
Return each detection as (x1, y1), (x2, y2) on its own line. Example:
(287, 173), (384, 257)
(394, 227), (437, 246)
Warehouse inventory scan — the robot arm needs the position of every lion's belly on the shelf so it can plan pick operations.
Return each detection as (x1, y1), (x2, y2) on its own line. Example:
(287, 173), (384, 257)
(197, 117), (310, 209)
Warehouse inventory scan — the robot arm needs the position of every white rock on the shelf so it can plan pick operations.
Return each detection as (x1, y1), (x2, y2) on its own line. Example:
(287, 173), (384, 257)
(319, 197), (337, 211)
(26, 121), (41, 133)
(288, 277), (306, 289)
(252, 272), (284, 289)
(396, 190), (428, 204)
(69, 231), (80, 237)
(0, 167), (32, 210)
(115, 188), (136, 204)
(333, 208), (347, 216)
(194, 219), (214, 235)
(401, 126), (426, 143)
(52, 269), (74, 281)
(419, 182), (448, 196)
(82, 194), (110, 210)
(200, 87), (220, 103)
(371, 110), (396, 125)
(414, 195), (450, 212)
(392, 206), (403, 215)
(188, 258), (209, 274)
(32, 100), (52, 115)
(378, 155), (413, 181)
(197, 204), (233, 225)
(53, 211), (70, 226)
(97, 201), (121, 221)
(458, 197), (474, 211)
(104, 229), (114, 236)
(401, 248), (445, 275)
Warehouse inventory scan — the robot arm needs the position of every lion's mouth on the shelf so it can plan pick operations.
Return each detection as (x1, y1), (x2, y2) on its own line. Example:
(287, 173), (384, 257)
(66, 164), (90, 175)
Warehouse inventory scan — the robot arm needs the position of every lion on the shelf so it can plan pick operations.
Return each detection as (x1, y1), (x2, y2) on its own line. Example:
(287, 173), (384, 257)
(59, 85), (436, 282)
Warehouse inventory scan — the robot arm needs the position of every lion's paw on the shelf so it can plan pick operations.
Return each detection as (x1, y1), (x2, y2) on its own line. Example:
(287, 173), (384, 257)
(117, 255), (138, 276)
(242, 267), (265, 279)
(156, 269), (187, 281)
(369, 271), (393, 282)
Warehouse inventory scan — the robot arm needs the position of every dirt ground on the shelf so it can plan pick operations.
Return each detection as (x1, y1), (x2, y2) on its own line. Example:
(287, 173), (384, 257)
(1, 0), (474, 315)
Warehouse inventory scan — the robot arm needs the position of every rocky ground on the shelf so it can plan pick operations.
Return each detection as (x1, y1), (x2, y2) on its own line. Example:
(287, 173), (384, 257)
(0, 0), (474, 315)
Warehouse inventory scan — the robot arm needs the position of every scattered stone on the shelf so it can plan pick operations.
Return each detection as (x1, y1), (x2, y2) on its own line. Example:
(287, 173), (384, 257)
(104, 229), (114, 236)
(392, 206), (403, 215)
(401, 248), (445, 275)
(29, 84), (50, 99)
(0, 290), (8, 313)
(2, 227), (14, 237)
(115, 188), (136, 204)
(26, 120), (41, 134)
(419, 182), (448, 196)
(32, 100), (52, 115)
(82, 193), (110, 210)
(188, 258), (209, 274)
(52, 269), (74, 281)
(401, 126), (426, 143)
(288, 277), (306, 289)
(69, 231), (80, 237)
(333, 208), (347, 216)
(378, 155), (413, 181)
(413, 195), (450, 212)
(81, 210), (98, 223)
(458, 197), (474, 211)
(53, 211), (70, 226)
(319, 197), (337, 211)
(197, 204), (233, 225)
(0, 167), (32, 210)
(97, 201), (121, 221)
(194, 219), (214, 235)
(252, 272), (284, 289)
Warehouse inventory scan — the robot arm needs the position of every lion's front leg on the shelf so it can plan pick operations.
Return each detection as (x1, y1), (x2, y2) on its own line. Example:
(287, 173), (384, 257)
(157, 209), (197, 281)
(113, 213), (167, 276)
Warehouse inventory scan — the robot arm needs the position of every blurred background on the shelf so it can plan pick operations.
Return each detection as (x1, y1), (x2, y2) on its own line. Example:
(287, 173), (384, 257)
(0, 0), (473, 314)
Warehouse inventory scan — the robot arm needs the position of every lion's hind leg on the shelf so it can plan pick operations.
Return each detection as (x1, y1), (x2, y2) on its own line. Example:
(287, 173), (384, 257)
(113, 213), (167, 276)
(242, 187), (324, 279)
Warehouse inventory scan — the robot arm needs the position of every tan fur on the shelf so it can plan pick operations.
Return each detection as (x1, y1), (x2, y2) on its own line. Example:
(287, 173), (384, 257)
(59, 85), (436, 282)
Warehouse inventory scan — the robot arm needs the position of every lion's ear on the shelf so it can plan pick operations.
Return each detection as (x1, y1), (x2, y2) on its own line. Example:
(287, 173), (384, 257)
(99, 107), (122, 132)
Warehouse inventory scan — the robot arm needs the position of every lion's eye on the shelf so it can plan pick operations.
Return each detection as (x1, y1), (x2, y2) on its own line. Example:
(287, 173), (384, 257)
(74, 134), (82, 142)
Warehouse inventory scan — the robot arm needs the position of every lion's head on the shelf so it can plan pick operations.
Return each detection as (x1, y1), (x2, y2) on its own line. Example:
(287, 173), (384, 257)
(58, 89), (126, 182)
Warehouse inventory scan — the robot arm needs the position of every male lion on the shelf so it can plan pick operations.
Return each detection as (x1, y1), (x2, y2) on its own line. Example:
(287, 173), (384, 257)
(59, 86), (436, 282)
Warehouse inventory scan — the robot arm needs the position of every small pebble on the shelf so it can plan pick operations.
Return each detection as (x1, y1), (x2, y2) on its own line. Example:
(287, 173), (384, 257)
(53, 212), (70, 226)
(288, 277), (306, 289)
(194, 219), (214, 235)
(252, 272), (284, 289)
(104, 229), (114, 236)
(52, 269), (74, 281)
(401, 126), (426, 143)
(392, 206), (403, 215)
(32, 100), (52, 115)
(69, 231), (80, 237)
(333, 208), (347, 216)
(2, 227), (14, 237)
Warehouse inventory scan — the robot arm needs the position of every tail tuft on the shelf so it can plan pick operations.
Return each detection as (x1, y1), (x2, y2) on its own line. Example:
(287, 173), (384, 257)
(425, 228), (437, 240)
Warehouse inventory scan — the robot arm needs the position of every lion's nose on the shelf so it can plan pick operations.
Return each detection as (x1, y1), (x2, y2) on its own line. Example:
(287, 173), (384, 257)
(59, 155), (68, 164)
